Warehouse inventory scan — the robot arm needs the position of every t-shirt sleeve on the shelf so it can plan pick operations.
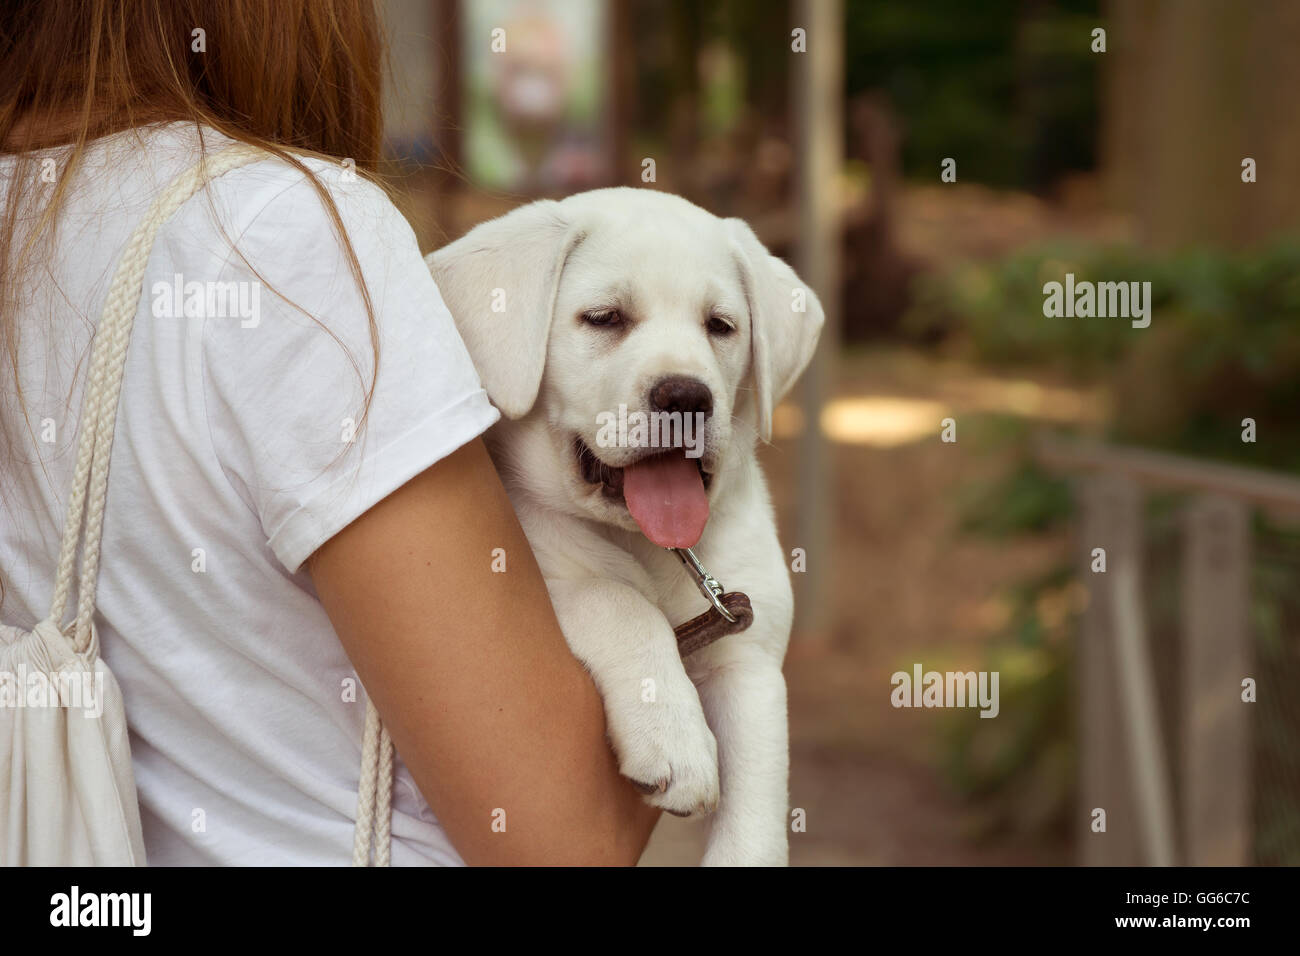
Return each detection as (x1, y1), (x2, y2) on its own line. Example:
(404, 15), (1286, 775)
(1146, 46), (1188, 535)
(199, 160), (500, 574)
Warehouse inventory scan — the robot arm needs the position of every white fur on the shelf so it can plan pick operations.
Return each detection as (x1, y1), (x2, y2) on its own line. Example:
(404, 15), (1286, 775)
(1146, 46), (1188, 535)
(427, 188), (824, 865)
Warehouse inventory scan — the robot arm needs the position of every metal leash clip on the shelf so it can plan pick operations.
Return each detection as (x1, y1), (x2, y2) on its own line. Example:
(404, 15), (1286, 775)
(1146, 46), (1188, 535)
(670, 547), (738, 624)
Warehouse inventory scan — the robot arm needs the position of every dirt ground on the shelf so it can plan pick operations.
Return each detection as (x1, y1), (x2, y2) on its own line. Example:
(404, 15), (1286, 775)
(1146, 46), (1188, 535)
(641, 347), (1081, 866)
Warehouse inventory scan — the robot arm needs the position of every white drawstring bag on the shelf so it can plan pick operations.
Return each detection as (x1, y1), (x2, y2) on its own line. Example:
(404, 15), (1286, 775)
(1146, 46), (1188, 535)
(0, 141), (396, 865)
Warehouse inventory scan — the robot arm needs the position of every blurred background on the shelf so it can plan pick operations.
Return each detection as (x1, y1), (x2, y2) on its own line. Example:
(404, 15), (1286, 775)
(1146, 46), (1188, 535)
(376, 0), (1300, 865)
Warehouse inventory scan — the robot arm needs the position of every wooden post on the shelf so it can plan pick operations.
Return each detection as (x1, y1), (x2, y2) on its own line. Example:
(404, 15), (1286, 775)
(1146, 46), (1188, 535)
(1182, 494), (1252, 865)
(1078, 473), (1178, 865)
(1109, 494), (1178, 868)
(792, 0), (842, 636)
(1077, 474), (1144, 865)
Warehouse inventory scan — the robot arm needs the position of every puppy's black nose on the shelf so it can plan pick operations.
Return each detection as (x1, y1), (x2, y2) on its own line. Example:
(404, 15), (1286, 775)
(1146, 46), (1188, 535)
(650, 376), (713, 417)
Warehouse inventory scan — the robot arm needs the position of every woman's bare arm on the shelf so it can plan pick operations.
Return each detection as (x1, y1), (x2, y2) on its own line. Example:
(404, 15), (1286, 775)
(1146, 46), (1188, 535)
(308, 437), (660, 865)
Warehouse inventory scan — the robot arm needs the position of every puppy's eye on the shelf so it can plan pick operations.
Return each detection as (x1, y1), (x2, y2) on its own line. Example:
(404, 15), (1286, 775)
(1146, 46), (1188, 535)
(582, 308), (624, 328)
(706, 315), (735, 335)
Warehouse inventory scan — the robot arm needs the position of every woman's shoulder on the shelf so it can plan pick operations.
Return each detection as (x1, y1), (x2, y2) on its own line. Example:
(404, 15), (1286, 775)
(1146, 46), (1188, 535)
(98, 122), (415, 296)
(182, 125), (396, 232)
(86, 122), (393, 242)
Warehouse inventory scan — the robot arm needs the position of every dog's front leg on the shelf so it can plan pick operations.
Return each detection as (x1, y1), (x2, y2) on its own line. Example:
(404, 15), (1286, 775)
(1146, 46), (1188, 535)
(690, 649), (790, 866)
(547, 578), (720, 818)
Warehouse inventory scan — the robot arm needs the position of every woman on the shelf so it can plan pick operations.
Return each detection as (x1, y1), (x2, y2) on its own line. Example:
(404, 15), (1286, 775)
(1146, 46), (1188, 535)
(0, 0), (658, 864)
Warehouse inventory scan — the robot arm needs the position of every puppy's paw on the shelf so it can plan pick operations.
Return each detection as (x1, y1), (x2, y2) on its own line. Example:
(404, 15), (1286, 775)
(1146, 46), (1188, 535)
(607, 681), (720, 818)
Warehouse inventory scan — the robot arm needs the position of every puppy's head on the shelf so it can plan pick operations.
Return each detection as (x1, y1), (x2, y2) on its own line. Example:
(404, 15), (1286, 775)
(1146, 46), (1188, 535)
(427, 188), (823, 547)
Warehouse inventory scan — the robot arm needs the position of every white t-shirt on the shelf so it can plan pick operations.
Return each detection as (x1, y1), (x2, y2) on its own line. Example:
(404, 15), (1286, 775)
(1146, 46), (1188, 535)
(0, 123), (500, 865)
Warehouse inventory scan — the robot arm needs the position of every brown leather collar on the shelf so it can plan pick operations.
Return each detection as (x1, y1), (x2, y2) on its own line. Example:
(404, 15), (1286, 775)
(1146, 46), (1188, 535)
(674, 591), (753, 657)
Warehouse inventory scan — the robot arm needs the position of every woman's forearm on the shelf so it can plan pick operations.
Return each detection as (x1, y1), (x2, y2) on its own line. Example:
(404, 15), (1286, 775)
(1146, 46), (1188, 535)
(309, 438), (660, 865)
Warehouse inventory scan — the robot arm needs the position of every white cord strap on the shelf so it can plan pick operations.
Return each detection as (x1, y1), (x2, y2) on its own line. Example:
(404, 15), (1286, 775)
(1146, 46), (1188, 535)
(42, 140), (396, 866)
(352, 697), (394, 866)
(46, 141), (272, 651)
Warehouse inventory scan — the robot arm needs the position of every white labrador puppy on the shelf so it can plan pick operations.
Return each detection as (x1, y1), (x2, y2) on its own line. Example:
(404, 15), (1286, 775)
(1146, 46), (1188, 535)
(426, 188), (823, 865)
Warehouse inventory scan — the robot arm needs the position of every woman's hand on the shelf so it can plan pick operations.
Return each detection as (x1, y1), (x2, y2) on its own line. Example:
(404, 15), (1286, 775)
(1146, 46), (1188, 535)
(308, 437), (660, 865)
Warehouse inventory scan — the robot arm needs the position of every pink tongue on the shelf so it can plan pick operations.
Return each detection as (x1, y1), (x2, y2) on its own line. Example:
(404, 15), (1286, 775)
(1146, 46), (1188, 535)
(622, 454), (709, 548)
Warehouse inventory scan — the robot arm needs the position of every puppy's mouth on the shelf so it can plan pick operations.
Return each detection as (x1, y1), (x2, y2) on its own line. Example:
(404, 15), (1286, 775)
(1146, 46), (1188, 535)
(574, 437), (713, 549)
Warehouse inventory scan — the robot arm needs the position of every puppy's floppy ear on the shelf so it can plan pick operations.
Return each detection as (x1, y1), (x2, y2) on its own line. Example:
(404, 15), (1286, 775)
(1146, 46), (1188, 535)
(426, 200), (585, 419)
(725, 218), (825, 442)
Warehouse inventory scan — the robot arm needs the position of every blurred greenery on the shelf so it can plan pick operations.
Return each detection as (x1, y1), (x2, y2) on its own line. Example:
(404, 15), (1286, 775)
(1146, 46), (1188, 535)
(921, 236), (1300, 860)
(959, 459), (1075, 538)
(845, 0), (1101, 188)
(625, 0), (1100, 190)
(941, 562), (1075, 841)
(907, 234), (1300, 471)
